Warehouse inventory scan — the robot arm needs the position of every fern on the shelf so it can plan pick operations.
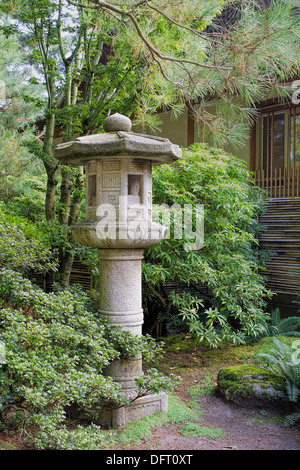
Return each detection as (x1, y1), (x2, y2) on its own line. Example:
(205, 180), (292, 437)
(258, 308), (300, 338)
(259, 338), (300, 383)
(258, 337), (300, 427)
(282, 409), (300, 428)
(276, 317), (300, 337)
(286, 380), (300, 404)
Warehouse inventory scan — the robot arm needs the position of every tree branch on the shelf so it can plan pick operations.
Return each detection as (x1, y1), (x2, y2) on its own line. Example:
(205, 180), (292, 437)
(145, 0), (223, 45)
(66, 0), (230, 72)
(146, 281), (166, 307)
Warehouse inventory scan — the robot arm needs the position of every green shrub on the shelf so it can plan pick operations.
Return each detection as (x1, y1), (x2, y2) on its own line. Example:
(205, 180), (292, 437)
(0, 203), (57, 274)
(144, 143), (271, 346)
(34, 424), (116, 450)
(0, 269), (177, 448)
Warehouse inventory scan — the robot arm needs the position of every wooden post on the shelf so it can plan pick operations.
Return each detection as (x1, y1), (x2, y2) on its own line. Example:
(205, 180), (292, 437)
(270, 112), (274, 198)
(279, 167), (282, 198)
(288, 108), (291, 198)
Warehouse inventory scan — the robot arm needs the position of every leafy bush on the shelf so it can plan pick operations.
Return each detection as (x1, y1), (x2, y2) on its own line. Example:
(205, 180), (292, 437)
(0, 203), (57, 274)
(1, 173), (47, 222)
(0, 269), (176, 449)
(0, 192), (177, 449)
(144, 143), (271, 346)
(0, 124), (46, 222)
(35, 423), (116, 450)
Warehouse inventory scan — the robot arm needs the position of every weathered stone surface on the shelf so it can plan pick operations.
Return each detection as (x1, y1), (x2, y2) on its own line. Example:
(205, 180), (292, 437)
(71, 220), (166, 249)
(104, 356), (143, 393)
(98, 248), (144, 336)
(54, 130), (182, 165)
(217, 364), (288, 408)
(103, 113), (132, 132)
(96, 392), (168, 428)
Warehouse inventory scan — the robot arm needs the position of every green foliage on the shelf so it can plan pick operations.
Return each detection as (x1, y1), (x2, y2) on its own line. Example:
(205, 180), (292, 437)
(2, 0), (300, 146)
(258, 308), (300, 338)
(45, 0), (300, 147)
(35, 423), (116, 450)
(0, 30), (45, 130)
(0, 184), (177, 449)
(0, 125), (46, 218)
(0, 203), (57, 274)
(0, 268), (177, 448)
(144, 143), (271, 346)
(0, 121), (47, 226)
(2, 0), (299, 286)
(1, 0), (159, 137)
(105, 328), (164, 363)
(0, 172), (47, 223)
(258, 337), (300, 427)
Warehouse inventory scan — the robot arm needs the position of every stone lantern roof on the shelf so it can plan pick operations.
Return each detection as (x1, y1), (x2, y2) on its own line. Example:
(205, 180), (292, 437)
(54, 113), (182, 165)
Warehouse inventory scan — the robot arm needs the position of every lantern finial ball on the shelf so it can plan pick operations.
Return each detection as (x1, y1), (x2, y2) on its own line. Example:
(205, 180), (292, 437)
(103, 113), (132, 133)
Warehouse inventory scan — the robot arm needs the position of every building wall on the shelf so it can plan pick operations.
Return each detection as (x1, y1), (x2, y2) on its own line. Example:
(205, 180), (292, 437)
(148, 109), (189, 149)
(144, 108), (252, 170)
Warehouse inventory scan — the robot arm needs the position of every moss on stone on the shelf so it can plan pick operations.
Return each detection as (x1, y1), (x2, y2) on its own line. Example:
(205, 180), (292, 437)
(217, 364), (287, 406)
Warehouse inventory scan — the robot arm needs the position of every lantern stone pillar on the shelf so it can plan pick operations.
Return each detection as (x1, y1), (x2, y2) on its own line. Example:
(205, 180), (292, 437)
(54, 113), (181, 428)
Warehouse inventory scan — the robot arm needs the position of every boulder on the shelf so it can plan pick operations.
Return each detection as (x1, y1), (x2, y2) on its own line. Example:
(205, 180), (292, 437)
(217, 364), (289, 408)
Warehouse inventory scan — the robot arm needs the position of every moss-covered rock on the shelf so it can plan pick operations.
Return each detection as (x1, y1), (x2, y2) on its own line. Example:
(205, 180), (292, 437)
(217, 364), (288, 408)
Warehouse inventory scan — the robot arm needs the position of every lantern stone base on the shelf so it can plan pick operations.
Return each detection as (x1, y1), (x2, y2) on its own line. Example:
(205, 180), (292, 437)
(96, 391), (168, 429)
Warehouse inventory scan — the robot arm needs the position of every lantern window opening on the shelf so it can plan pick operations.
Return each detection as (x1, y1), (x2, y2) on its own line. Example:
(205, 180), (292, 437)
(128, 174), (143, 206)
(88, 174), (97, 207)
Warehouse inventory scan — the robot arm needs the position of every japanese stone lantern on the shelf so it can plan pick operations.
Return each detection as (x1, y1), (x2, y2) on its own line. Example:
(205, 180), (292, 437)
(54, 113), (181, 427)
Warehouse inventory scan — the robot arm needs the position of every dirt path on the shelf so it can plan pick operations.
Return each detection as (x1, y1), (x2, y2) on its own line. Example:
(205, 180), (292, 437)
(123, 343), (300, 452)
(129, 393), (300, 451)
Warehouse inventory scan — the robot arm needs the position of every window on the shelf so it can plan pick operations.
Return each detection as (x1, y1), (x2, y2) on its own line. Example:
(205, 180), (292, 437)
(273, 113), (285, 170)
(128, 175), (141, 197)
(291, 111), (300, 166)
(260, 106), (300, 172)
(128, 174), (142, 205)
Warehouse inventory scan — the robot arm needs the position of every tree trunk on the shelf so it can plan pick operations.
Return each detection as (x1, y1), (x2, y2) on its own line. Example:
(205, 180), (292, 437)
(60, 251), (75, 288)
(59, 167), (85, 287)
(68, 167), (84, 226)
(59, 166), (72, 226)
(45, 166), (58, 221)
(43, 112), (59, 221)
